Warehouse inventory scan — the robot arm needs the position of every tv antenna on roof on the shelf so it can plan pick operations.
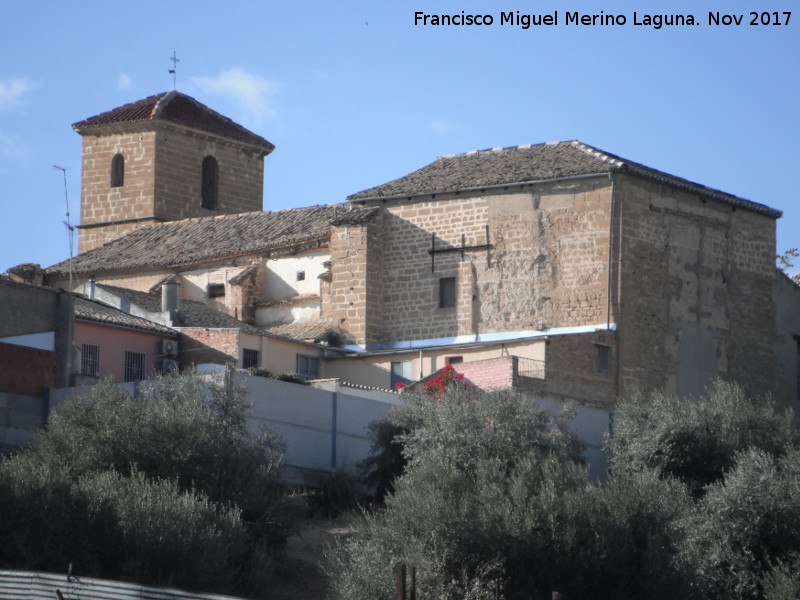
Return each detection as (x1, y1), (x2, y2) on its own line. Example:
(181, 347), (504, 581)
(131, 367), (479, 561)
(168, 51), (180, 90)
(53, 165), (75, 290)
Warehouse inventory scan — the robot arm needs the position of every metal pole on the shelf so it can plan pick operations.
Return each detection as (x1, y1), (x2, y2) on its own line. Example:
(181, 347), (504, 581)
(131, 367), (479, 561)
(395, 564), (406, 600)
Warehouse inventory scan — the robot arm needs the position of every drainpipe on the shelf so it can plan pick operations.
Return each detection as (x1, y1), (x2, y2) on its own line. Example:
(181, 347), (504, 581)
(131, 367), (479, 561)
(330, 390), (338, 475)
(606, 174), (616, 330)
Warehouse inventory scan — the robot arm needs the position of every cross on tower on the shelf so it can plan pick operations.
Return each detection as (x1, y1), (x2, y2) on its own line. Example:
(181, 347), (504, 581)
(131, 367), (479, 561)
(168, 52), (180, 90)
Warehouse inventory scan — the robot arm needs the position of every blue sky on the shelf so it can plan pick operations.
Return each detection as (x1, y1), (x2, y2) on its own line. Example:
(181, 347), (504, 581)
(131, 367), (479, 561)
(1, 0), (798, 273)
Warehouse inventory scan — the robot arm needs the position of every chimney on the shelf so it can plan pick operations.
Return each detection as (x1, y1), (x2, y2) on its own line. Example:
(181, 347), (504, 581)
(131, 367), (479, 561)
(88, 274), (96, 300)
(161, 281), (181, 313)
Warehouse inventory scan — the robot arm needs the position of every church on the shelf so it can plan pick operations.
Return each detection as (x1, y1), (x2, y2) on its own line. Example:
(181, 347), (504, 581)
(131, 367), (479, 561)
(8, 90), (797, 411)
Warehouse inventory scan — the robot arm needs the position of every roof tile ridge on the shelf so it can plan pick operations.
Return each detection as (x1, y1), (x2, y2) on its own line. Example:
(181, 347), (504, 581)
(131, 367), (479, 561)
(151, 90), (180, 118)
(436, 141), (559, 161)
(569, 140), (626, 168)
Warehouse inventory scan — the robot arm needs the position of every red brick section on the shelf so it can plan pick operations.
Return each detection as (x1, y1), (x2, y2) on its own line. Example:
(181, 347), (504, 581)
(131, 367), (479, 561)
(452, 356), (515, 392)
(178, 328), (241, 368)
(0, 342), (56, 397)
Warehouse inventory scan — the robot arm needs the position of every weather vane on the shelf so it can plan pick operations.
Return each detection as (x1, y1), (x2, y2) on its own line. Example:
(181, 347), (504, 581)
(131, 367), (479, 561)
(168, 52), (180, 90)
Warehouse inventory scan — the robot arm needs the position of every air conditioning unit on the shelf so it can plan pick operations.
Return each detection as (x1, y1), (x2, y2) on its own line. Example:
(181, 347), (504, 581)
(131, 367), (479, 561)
(157, 340), (179, 357)
(157, 359), (179, 374)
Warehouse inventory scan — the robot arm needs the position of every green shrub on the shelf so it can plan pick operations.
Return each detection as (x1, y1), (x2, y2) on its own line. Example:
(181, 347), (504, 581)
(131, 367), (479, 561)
(0, 371), (297, 596)
(679, 448), (800, 599)
(607, 380), (796, 495)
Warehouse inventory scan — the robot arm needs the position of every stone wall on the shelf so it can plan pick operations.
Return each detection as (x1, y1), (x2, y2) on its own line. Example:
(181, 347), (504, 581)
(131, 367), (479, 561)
(78, 130), (158, 253)
(154, 126), (264, 220)
(336, 177), (613, 346)
(77, 124), (265, 253)
(329, 213), (385, 345)
(614, 174), (779, 401)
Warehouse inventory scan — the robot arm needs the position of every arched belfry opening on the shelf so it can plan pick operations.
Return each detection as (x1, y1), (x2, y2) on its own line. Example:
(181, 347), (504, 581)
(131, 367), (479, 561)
(110, 153), (124, 188)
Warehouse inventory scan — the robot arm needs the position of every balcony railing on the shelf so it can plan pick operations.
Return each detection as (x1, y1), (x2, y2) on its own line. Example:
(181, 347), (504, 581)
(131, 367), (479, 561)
(515, 356), (545, 379)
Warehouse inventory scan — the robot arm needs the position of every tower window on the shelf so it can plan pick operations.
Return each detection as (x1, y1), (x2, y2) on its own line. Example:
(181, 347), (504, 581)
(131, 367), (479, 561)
(201, 155), (218, 210)
(439, 277), (456, 308)
(110, 153), (125, 187)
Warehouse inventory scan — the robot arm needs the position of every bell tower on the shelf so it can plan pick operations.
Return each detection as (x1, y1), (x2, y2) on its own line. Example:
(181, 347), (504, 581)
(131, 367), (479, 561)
(72, 91), (275, 253)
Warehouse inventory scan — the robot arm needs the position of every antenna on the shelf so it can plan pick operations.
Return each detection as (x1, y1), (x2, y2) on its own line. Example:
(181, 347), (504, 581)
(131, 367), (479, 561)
(53, 165), (75, 290)
(168, 51), (180, 90)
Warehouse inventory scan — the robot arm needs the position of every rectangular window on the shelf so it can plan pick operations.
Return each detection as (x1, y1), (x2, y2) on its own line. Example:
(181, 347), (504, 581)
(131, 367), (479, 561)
(439, 277), (456, 308)
(446, 356), (463, 365)
(207, 283), (225, 298)
(124, 351), (146, 382)
(596, 345), (610, 374)
(390, 360), (413, 387)
(243, 348), (259, 369)
(81, 343), (100, 377)
(296, 354), (321, 379)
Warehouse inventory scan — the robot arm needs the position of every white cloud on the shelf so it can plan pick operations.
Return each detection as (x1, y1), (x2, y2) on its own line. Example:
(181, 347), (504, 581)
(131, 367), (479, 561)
(118, 72), (132, 90)
(190, 68), (280, 123)
(0, 76), (38, 111)
(0, 130), (30, 163)
(429, 119), (456, 134)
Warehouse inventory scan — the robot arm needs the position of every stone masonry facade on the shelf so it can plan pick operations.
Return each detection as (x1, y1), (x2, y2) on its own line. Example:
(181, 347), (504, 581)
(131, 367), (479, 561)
(333, 172), (783, 407)
(334, 178), (614, 347)
(77, 123), (264, 253)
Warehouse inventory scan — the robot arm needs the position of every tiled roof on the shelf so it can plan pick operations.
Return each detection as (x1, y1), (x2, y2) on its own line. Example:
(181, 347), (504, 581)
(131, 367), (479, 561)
(72, 91), (274, 152)
(348, 141), (781, 218)
(264, 318), (336, 341)
(74, 296), (176, 336)
(96, 284), (263, 333)
(257, 293), (320, 308)
(264, 319), (355, 346)
(47, 204), (374, 277)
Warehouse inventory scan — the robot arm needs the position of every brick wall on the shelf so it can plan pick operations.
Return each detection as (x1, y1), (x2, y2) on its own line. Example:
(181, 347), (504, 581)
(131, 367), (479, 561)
(0, 342), (56, 397)
(452, 356), (515, 392)
(178, 328), (241, 367)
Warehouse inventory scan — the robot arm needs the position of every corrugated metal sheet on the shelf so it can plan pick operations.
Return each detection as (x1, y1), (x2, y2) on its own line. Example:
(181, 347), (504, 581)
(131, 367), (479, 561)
(0, 571), (247, 600)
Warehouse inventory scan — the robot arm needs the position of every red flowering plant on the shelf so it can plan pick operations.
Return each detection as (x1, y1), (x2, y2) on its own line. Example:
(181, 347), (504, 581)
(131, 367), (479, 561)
(422, 363), (466, 399)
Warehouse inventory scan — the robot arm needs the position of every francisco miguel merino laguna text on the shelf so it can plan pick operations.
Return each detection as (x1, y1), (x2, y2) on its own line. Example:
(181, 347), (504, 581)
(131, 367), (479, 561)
(414, 11), (700, 29)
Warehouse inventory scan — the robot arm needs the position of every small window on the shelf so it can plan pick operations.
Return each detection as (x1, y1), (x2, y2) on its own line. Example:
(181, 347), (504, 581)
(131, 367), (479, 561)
(596, 345), (610, 374)
(297, 270), (306, 281)
(124, 351), (146, 382)
(243, 349), (259, 369)
(81, 343), (100, 376)
(296, 354), (321, 379)
(110, 153), (125, 188)
(201, 155), (218, 210)
(391, 360), (413, 388)
(207, 283), (225, 298)
(439, 277), (456, 308)
(446, 356), (463, 365)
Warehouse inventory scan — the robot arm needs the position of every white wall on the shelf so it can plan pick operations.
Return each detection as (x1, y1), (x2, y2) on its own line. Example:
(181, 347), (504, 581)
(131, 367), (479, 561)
(243, 374), (395, 484)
